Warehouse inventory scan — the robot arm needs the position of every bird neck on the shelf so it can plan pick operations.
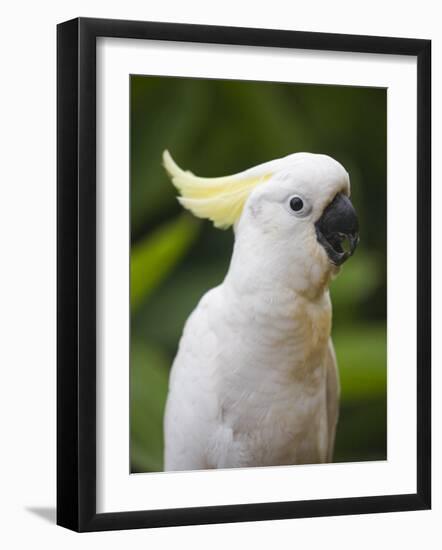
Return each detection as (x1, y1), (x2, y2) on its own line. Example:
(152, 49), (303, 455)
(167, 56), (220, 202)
(220, 269), (333, 388)
(225, 231), (334, 302)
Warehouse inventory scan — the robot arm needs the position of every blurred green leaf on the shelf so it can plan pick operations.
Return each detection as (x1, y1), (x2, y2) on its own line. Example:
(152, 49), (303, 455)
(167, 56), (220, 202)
(130, 339), (169, 472)
(330, 251), (382, 319)
(130, 214), (200, 312)
(132, 254), (228, 354)
(334, 398), (387, 462)
(221, 81), (315, 156)
(333, 323), (387, 462)
(334, 323), (387, 401)
(131, 79), (211, 234)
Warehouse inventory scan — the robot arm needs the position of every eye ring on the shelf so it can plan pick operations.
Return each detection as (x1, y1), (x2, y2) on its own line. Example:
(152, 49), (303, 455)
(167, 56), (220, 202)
(288, 194), (311, 217)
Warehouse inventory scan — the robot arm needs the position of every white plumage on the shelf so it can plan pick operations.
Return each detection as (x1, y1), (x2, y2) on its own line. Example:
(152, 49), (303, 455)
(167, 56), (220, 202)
(162, 151), (356, 470)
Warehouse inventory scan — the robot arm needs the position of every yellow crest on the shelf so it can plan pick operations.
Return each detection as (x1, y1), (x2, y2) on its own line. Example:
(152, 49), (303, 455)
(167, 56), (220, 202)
(163, 150), (272, 229)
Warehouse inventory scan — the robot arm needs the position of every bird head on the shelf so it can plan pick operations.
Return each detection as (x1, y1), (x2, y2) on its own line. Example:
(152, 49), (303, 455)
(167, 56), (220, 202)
(163, 151), (359, 296)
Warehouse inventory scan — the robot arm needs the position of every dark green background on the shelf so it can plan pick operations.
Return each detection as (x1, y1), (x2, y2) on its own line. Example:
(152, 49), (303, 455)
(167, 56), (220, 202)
(130, 75), (387, 473)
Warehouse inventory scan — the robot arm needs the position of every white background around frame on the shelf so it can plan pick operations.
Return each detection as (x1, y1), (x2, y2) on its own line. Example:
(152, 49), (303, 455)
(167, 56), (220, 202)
(0, 1), (441, 549)
(97, 38), (417, 513)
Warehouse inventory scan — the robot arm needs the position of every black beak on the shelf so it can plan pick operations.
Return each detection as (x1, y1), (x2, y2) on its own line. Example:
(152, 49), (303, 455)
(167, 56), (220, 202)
(315, 193), (359, 266)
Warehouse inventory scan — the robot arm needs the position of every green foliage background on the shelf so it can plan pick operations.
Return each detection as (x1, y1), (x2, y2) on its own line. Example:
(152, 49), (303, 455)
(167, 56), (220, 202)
(130, 75), (387, 472)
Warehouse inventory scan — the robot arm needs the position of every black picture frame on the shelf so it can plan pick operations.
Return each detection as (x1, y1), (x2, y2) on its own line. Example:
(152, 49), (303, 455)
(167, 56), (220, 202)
(57, 17), (431, 532)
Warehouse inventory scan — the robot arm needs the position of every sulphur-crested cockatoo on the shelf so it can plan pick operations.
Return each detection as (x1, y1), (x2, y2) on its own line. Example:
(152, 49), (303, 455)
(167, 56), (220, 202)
(162, 150), (359, 470)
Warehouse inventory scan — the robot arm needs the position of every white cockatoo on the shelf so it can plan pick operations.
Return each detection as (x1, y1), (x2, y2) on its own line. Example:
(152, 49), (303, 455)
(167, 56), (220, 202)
(162, 150), (359, 471)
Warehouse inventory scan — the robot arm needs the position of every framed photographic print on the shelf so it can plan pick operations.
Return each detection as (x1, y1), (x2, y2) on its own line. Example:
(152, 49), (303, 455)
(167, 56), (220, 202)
(57, 17), (431, 532)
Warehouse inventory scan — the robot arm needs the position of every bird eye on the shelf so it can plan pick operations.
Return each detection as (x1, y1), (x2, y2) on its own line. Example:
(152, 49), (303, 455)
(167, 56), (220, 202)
(287, 194), (311, 218)
(289, 196), (304, 212)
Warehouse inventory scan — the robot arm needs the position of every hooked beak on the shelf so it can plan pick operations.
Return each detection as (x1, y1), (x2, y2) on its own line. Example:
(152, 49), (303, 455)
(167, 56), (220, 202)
(315, 193), (359, 266)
